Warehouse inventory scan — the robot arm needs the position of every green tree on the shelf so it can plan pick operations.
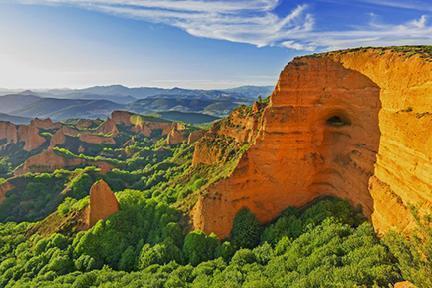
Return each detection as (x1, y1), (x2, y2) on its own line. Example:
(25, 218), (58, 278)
(182, 231), (219, 266)
(118, 246), (136, 272)
(231, 208), (262, 249)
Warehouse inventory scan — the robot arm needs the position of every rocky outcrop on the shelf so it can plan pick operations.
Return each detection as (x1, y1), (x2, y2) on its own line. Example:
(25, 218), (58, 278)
(0, 120), (50, 151)
(191, 134), (238, 166)
(78, 133), (116, 145)
(17, 124), (47, 151)
(49, 128), (68, 147)
(187, 130), (205, 144)
(49, 125), (116, 147)
(192, 47), (432, 238)
(191, 104), (265, 166)
(14, 149), (84, 175)
(0, 122), (19, 144)
(111, 110), (135, 126)
(96, 118), (119, 136)
(87, 180), (119, 227)
(111, 110), (172, 137)
(0, 118), (61, 151)
(14, 149), (114, 175)
(30, 118), (60, 130)
(166, 123), (188, 145)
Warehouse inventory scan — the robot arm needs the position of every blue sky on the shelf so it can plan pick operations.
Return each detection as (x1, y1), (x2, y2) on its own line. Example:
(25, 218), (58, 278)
(0, 0), (431, 89)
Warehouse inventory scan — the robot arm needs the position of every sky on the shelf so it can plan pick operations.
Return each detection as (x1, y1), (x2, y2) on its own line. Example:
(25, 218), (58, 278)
(0, 0), (431, 89)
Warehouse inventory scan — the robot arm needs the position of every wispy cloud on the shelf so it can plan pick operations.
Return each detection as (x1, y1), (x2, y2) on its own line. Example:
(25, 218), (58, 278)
(352, 0), (432, 12)
(296, 14), (432, 51)
(15, 0), (432, 51)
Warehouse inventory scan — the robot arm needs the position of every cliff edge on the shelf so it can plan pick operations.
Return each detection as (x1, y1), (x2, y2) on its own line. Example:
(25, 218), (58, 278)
(192, 47), (432, 238)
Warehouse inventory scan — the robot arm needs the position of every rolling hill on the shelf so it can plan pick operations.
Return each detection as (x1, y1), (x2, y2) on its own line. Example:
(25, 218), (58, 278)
(152, 111), (219, 124)
(0, 92), (41, 114)
(0, 85), (273, 121)
(0, 112), (32, 124)
(11, 98), (124, 120)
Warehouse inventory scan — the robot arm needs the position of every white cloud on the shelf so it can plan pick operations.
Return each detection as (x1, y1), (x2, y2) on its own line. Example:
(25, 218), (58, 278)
(15, 0), (432, 51)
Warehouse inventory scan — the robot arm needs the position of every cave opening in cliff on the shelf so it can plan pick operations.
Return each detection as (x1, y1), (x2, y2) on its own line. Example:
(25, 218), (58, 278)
(326, 115), (351, 127)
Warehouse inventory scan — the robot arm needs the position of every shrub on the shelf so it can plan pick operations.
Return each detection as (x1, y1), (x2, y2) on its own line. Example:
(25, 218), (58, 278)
(182, 231), (219, 266)
(231, 208), (262, 249)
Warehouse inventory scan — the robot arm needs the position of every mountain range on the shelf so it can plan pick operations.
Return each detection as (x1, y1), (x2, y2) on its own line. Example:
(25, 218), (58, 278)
(0, 85), (273, 123)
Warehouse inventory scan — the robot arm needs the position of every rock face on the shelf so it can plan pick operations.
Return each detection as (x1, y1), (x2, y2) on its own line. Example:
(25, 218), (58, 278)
(0, 122), (19, 144)
(111, 110), (172, 137)
(192, 48), (432, 238)
(87, 180), (119, 227)
(187, 130), (205, 144)
(14, 149), (113, 175)
(0, 120), (51, 151)
(191, 104), (265, 166)
(30, 118), (60, 130)
(96, 118), (119, 136)
(78, 133), (116, 145)
(166, 123), (187, 145)
(18, 125), (47, 151)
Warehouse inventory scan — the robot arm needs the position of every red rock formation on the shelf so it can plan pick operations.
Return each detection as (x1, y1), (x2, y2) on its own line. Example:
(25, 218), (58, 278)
(96, 118), (119, 136)
(0, 182), (15, 204)
(111, 110), (172, 137)
(49, 126), (80, 148)
(166, 123), (188, 145)
(31, 118), (60, 130)
(187, 130), (205, 144)
(14, 149), (84, 175)
(0, 122), (18, 144)
(79, 133), (116, 145)
(0, 120), (49, 151)
(111, 110), (134, 126)
(49, 128), (67, 147)
(192, 48), (432, 238)
(14, 149), (114, 175)
(0, 118), (62, 151)
(17, 125), (46, 151)
(87, 180), (119, 227)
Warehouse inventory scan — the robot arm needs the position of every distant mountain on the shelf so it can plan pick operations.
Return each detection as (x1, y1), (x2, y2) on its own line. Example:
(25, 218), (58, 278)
(42, 85), (166, 101)
(0, 112), (32, 124)
(49, 92), (136, 104)
(153, 111), (219, 124)
(128, 97), (239, 116)
(0, 85), (273, 121)
(222, 85), (274, 99)
(0, 93), (41, 114)
(11, 98), (124, 120)
(36, 85), (272, 101)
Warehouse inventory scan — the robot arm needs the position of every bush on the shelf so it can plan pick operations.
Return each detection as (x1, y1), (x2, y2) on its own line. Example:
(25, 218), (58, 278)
(138, 239), (182, 270)
(182, 231), (219, 266)
(231, 208), (262, 249)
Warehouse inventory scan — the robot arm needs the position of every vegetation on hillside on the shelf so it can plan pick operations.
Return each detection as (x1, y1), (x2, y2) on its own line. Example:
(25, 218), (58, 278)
(0, 104), (429, 287)
(0, 198), (403, 287)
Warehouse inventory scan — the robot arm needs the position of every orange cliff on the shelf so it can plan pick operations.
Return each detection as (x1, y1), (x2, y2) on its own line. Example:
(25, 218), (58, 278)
(192, 48), (432, 239)
(192, 104), (265, 166)
(0, 118), (59, 151)
(86, 180), (119, 228)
